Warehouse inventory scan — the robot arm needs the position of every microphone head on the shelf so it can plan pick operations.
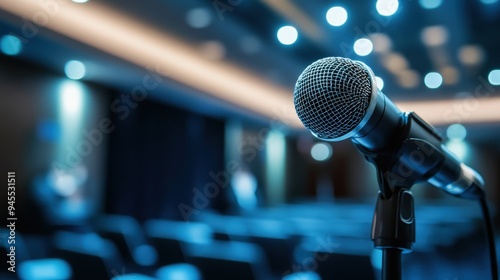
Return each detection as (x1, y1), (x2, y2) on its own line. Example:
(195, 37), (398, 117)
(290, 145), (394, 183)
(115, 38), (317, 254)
(293, 57), (377, 141)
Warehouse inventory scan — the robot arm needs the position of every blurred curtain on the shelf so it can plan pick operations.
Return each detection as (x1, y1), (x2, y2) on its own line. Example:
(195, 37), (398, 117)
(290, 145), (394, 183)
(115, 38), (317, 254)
(105, 94), (226, 222)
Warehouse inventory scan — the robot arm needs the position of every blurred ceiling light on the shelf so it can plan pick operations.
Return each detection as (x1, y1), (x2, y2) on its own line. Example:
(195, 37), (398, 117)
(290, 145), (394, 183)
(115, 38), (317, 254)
(200, 41), (225, 60)
(265, 130), (287, 205)
(310, 142), (332, 161)
(395, 96), (500, 125)
(446, 124), (467, 141)
(375, 76), (384, 90)
(60, 80), (84, 117)
(186, 8), (212, 29)
(277, 25), (298, 45)
(240, 36), (262, 54)
(458, 45), (485, 66)
(397, 69), (420, 88)
(326, 6), (348, 27)
(261, 0), (323, 42)
(370, 33), (392, 54)
(353, 38), (373, 56)
(383, 53), (408, 73)
(424, 72), (443, 89)
(421, 26), (448, 47)
(64, 60), (86, 80)
(53, 173), (79, 196)
(72, 0), (88, 3)
(231, 170), (258, 210)
(0, 1), (302, 127)
(0, 34), (22, 55)
(419, 0), (443, 9)
(488, 69), (500, 85)
(440, 66), (459, 85)
(376, 0), (399, 17)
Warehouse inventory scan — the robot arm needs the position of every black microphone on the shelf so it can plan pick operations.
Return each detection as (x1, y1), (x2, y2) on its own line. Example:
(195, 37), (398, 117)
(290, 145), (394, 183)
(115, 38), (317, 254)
(294, 57), (484, 199)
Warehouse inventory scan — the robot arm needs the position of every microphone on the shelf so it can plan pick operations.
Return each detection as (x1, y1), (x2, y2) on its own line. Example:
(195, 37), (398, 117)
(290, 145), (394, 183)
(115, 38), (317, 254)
(294, 57), (484, 199)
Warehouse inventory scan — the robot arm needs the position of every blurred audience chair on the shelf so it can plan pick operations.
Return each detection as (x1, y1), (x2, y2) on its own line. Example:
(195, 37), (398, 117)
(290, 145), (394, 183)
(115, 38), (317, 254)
(295, 235), (376, 280)
(1, 229), (71, 280)
(144, 219), (211, 265)
(185, 240), (273, 280)
(111, 273), (158, 280)
(156, 263), (201, 280)
(245, 218), (297, 275)
(94, 214), (157, 266)
(282, 271), (321, 280)
(53, 231), (123, 280)
(18, 258), (71, 280)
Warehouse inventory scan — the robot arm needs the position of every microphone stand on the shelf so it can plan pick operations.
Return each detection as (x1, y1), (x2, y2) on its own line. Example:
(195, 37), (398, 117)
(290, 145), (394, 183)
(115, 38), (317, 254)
(357, 148), (418, 280)
(354, 145), (418, 280)
(363, 140), (427, 280)
(353, 112), (454, 280)
(372, 185), (415, 280)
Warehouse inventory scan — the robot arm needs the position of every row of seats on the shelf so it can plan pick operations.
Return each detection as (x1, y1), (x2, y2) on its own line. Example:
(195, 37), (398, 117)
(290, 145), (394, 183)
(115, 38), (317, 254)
(2, 203), (480, 280)
(1, 213), (376, 279)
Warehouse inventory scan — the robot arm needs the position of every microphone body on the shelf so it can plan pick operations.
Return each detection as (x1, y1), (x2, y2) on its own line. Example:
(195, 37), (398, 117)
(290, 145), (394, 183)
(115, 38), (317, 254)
(294, 57), (484, 199)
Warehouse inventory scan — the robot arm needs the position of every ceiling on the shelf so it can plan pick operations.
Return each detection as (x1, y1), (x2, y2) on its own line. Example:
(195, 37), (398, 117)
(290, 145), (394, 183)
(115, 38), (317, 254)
(92, 0), (500, 99)
(1, 0), (500, 139)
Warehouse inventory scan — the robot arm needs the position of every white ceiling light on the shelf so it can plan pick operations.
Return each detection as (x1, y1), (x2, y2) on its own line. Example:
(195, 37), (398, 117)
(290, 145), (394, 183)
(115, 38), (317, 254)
(64, 60), (86, 80)
(488, 70), (500, 85)
(354, 38), (373, 56)
(376, 0), (399, 16)
(326, 6), (348, 27)
(277, 26), (298, 45)
(424, 72), (443, 89)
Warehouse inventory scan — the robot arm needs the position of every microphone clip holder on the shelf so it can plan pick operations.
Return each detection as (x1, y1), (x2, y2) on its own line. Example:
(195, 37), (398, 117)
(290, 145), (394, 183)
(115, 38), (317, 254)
(353, 112), (450, 280)
(372, 186), (414, 280)
(357, 144), (419, 280)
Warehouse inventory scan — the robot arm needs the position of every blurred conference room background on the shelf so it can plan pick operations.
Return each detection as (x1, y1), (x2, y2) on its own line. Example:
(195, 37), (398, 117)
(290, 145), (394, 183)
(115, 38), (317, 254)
(1, 0), (500, 279)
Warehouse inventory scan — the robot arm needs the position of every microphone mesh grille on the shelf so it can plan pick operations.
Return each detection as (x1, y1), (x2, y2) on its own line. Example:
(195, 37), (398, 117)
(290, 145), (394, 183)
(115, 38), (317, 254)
(293, 57), (373, 140)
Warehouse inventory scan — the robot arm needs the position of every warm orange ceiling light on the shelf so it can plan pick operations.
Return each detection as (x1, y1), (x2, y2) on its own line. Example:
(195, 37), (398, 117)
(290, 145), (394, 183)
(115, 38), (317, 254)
(0, 0), (302, 127)
(397, 96), (500, 125)
(0, 0), (498, 130)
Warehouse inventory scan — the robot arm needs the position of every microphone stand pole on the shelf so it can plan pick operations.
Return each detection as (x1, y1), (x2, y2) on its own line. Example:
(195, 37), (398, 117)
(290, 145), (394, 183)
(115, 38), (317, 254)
(372, 185), (415, 280)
